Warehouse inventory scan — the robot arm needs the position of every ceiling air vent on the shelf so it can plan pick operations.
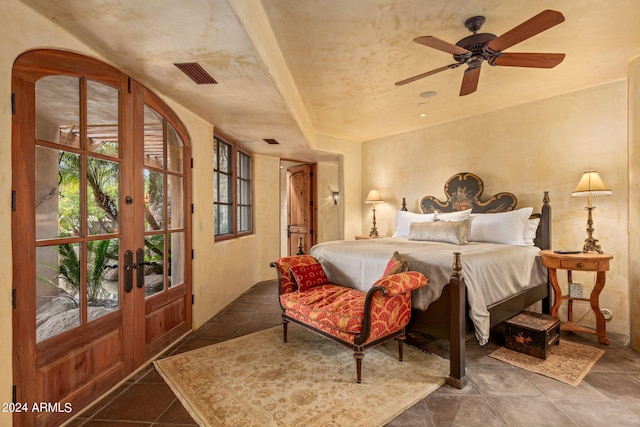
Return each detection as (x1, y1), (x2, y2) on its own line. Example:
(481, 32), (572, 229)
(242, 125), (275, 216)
(173, 62), (217, 85)
(263, 139), (280, 145)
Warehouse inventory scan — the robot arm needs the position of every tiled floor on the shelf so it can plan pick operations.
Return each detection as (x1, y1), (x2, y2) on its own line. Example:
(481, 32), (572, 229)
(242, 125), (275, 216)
(67, 280), (640, 426)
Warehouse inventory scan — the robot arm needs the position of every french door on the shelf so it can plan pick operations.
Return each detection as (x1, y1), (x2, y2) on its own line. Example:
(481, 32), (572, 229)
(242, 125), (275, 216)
(12, 50), (192, 426)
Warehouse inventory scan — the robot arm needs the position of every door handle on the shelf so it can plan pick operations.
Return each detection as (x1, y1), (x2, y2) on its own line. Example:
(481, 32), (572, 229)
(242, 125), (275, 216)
(124, 250), (134, 293)
(286, 225), (291, 238)
(124, 248), (159, 292)
(136, 248), (145, 289)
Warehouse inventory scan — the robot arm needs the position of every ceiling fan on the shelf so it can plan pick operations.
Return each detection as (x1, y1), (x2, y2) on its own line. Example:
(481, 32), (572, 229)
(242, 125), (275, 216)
(395, 10), (566, 96)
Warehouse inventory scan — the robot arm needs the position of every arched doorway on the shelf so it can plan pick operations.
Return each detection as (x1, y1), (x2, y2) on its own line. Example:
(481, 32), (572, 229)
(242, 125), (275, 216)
(12, 49), (192, 426)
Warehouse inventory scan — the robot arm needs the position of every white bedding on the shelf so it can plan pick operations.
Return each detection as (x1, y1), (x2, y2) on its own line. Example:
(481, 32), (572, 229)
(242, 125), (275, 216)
(309, 237), (547, 345)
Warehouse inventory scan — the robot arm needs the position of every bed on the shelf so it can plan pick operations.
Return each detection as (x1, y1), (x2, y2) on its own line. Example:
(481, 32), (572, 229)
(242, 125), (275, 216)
(308, 172), (552, 388)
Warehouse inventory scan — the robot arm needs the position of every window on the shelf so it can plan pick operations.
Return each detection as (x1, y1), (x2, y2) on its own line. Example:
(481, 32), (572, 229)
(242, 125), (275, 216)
(214, 135), (252, 238)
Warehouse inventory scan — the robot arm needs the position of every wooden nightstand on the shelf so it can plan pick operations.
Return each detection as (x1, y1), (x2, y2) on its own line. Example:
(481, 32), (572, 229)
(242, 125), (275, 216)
(539, 250), (613, 345)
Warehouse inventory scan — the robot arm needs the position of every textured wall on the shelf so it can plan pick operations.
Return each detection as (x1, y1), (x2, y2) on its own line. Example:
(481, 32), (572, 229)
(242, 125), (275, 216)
(629, 57), (640, 351)
(362, 81), (630, 336)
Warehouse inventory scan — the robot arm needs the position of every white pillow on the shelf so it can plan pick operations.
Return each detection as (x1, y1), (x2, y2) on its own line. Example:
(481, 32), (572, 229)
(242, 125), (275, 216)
(468, 207), (533, 246)
(393, 210), (435, 238)
(408, 219), (469, 245)
(434, 209), (472, 222)
(523, 217), (540, 246)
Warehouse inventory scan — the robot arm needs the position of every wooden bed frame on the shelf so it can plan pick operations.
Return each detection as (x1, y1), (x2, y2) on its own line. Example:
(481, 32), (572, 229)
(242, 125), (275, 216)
(406, 172), (552, 388)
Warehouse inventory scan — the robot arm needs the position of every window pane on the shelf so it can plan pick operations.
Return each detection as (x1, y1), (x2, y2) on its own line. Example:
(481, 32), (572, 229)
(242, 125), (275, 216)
(86, 238), (119, 322)
(214, 205), (219, 235)
(219, 174), (230, 203)
(238, 180), (250, 205)
(213, 173), (219, 203)
(238, 206), (251, 233)
(36, 244), (81, 343)
(144, 169), (164, 231)
(36, 75), (80, 148)
(238, 151), (250, 177)
(169, 232), (184, 287)
(144, 234), (165, 297)
(216, 139), (231, 173)
(168, 175), (184, 229)
(87, 157), (119, 236)
(144, 105), (164, 169)
(36, 148), (81, 240)
(218, 205), (231, 235)
(86, 80), (119, 157)
(167, 123), (183, 173)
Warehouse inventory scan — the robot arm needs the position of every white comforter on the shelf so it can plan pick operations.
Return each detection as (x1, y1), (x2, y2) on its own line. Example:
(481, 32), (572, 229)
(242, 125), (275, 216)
(309, 237), (547, 345)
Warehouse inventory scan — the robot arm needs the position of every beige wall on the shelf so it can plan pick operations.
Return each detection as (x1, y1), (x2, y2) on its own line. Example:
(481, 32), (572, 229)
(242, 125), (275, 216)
(315, 134), (363, 240)
(362, 81), (631, 337)
(629, 57), (640, 351)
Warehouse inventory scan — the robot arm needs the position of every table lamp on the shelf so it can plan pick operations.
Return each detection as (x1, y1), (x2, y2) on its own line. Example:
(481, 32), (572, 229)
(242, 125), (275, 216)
(365, 189), (383, 237)
(571, 171), (612, 253)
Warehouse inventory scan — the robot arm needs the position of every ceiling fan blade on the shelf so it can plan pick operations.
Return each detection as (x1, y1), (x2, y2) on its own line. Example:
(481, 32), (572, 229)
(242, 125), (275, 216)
(486, 10), (565, 53)
(459, 66), (481, 96)
(395, 64), (460, 86)
(414, 36), (471, 56)
(490, 52), (565, 68)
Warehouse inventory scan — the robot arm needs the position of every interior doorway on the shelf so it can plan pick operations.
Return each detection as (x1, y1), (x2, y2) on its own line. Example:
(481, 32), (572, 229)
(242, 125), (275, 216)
(279, 159), (342, 257)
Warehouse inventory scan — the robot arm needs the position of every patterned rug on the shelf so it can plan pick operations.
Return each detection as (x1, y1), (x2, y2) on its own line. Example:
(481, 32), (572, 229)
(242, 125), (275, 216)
(155, 324), (448, 426)
(489, 340), (604, 386)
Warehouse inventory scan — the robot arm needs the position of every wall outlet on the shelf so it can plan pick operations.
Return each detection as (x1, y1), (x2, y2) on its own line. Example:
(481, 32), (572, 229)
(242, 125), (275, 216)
(601, 308), (613, 321)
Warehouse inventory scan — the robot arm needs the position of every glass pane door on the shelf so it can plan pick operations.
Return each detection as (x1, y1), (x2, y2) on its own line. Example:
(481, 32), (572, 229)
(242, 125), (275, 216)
(143, 105), (186, 297)
(34, 76), (121, 343)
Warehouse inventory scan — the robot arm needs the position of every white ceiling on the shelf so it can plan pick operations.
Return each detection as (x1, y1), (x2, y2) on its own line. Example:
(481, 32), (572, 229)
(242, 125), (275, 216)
(20, 0), (640, 162)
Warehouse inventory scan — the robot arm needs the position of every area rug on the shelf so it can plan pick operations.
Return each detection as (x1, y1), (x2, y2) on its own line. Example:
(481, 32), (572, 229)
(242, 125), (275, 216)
(489, 340), (604, 386)
(154, 324), (448, 426)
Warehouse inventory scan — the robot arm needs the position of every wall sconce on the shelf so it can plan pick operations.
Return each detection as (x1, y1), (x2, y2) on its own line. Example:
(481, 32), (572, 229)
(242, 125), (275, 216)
(571, 170), (612, 253)
(365, 189), (383, 237)
(332, 191), (339, 205)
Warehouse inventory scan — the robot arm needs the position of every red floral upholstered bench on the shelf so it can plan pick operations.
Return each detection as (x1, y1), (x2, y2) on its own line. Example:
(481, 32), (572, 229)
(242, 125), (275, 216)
(270, 254), (428, 383)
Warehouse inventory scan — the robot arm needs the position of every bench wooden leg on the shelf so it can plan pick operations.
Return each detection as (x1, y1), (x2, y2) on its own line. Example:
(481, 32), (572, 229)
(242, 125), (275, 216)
(282, 317), (289, 343)
(396, 333), (406, 362)
(353, 347), (364, 383)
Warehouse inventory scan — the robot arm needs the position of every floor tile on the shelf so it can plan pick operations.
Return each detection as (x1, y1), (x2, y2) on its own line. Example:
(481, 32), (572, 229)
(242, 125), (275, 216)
(70, 279), (640, 427)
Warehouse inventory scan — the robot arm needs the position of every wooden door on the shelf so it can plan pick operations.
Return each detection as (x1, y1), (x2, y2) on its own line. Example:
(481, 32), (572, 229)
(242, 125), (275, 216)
(287, 164), (316, 255)
(11, 50), (192, 426)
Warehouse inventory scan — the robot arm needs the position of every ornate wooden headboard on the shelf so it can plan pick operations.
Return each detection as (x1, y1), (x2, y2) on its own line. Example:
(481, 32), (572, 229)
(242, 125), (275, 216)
(420, 172), (517, 214)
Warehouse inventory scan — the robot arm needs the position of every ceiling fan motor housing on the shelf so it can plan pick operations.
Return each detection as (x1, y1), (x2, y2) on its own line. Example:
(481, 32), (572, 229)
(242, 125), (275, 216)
(454, 32), (497, 64)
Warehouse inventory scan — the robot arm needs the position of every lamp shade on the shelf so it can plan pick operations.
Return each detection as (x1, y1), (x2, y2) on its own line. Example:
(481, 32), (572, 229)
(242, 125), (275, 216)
(365, 189), (383, 203)
(571, 171), (612, 197)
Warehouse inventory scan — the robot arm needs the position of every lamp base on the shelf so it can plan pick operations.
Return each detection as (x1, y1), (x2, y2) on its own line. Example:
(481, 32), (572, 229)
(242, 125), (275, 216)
(582, 206), (603, 254)
(582, 236), (603, 254)
(369, 205), (379, 237)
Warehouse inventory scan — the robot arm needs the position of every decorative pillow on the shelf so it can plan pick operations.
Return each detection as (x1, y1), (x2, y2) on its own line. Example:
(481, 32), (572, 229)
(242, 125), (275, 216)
(468, 207), (533, 246)
(408, 219), (469, 245)
(393, 210), (435, 238)
(434, 209), (472, 222)
(523, 217), (540, 246)
(382, 251), (410, 277)
(290, 263), (330, 291)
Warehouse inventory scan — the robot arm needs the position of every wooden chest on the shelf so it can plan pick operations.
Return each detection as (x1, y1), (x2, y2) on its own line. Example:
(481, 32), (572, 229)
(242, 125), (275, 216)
(505, 311), (560, 359)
